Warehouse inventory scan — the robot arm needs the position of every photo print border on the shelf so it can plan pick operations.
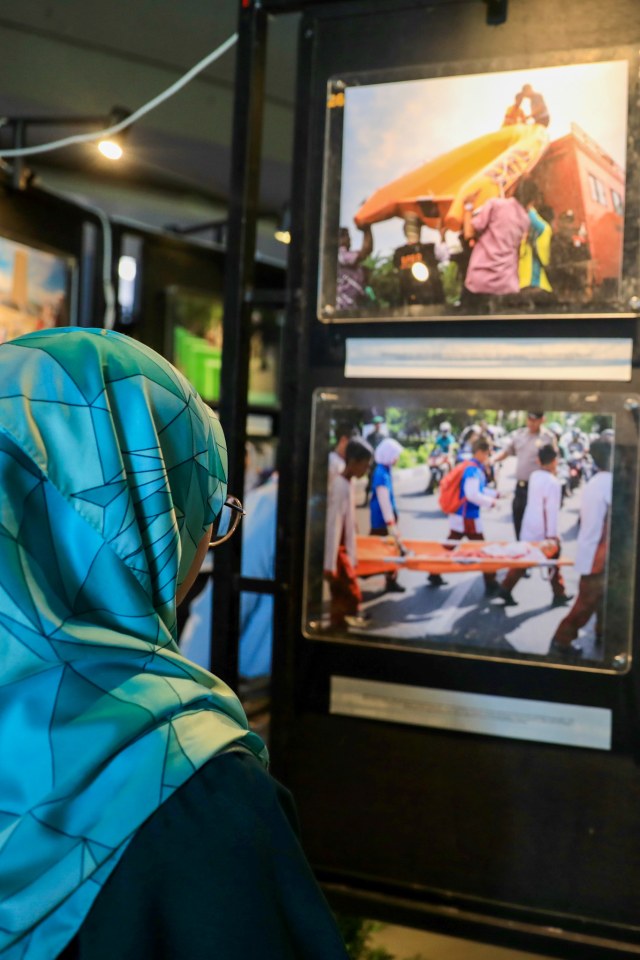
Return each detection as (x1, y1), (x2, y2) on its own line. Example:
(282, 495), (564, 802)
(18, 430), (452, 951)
(303, 385), (640, 673)
(317, 46), (640, 323)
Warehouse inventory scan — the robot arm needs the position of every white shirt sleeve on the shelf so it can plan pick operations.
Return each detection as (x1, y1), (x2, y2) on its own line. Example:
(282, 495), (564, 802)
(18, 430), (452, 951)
(328, 451), (345, 481)
(323, 480), (346, 573)
(463, 475), (496, 508)
(375, 484), (396, 526)
(575, 473), (612, 575)
(543, 478), (561, 538)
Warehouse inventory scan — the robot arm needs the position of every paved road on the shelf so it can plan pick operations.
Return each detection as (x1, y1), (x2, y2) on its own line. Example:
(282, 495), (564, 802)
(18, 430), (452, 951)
(345, 458), (604, 665)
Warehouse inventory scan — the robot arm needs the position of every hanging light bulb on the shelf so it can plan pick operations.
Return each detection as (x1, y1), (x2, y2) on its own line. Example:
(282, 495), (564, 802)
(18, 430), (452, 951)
(97, 139), (123, 160)
(96, 106), (131, 161)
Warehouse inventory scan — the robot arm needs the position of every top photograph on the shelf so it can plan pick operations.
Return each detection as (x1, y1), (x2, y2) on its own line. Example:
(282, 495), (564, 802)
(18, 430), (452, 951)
(318, 54), (637, 322)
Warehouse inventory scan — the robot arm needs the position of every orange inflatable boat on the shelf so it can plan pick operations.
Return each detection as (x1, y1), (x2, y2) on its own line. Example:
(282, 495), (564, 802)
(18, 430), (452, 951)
(354, 122), (549, 232)
(355, 535), (571, 578)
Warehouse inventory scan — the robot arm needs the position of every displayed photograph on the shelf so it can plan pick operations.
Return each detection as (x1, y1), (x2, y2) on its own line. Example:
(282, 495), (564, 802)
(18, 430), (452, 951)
(0, 234), (75, 342)
(303, 388), (639, 670)
(319, 55), (635, 321)
(166, 285), (282, 406)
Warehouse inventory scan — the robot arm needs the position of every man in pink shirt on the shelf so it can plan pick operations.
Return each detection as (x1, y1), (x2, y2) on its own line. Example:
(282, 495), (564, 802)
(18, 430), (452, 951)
(462, 178), (537, 304)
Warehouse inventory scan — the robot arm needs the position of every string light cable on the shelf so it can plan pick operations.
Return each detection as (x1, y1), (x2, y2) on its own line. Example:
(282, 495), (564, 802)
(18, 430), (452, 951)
(0, 32), (238, 158)
(0, 32), (239, 327)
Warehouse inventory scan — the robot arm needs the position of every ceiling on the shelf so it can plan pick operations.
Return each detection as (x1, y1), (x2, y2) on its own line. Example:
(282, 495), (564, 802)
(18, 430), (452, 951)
(0, 2), (301, 262)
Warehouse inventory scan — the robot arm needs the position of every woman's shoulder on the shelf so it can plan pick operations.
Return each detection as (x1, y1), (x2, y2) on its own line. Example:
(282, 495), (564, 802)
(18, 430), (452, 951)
(68, 749), (348, 959)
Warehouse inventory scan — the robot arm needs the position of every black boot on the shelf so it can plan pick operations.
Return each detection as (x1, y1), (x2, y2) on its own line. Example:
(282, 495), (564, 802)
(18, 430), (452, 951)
(427, 574), (447, 588)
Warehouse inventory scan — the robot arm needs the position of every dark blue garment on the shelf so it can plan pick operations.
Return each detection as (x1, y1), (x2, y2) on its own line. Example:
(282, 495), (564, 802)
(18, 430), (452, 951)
(369, 463), (396, 530)
(59, 751), (348, 960)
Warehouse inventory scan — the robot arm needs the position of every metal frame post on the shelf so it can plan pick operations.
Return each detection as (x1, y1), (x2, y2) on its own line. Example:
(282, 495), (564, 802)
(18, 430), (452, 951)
(211, 0), (268, 686)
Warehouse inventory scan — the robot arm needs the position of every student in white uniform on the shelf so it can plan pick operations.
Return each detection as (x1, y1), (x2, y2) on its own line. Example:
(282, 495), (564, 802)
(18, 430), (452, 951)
(328, 422), (357, 484)
(497, 444), (571, 607)
(324, 437), (373, 629)
(550, 438), (613, 657)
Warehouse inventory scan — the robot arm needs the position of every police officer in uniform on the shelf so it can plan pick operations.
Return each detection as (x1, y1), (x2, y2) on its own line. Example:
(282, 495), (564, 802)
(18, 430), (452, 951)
(493, 412), (556, 539)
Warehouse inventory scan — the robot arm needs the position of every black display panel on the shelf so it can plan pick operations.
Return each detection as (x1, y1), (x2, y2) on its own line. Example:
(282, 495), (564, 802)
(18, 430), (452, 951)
(268, 0), (640, 954)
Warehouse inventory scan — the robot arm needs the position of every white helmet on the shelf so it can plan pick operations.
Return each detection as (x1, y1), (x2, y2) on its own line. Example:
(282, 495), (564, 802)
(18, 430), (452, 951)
(439, 421), (451, 433)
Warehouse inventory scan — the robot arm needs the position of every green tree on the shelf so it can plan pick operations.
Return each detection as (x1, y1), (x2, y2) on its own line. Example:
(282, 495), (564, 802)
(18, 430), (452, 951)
(363, 253), (401, 309)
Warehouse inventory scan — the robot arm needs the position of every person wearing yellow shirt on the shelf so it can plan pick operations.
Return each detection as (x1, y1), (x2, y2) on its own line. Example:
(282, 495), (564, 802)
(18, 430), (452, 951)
(519, 203), (553, 294)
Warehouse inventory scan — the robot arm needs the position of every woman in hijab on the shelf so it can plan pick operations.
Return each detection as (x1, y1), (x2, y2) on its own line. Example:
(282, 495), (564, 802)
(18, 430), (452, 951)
(369, 437), (406, 594)
(0, 328), (346, 960)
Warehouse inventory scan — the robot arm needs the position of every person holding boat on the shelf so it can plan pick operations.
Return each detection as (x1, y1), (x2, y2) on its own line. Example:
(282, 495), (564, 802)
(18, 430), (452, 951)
(461, 178), (537, 305)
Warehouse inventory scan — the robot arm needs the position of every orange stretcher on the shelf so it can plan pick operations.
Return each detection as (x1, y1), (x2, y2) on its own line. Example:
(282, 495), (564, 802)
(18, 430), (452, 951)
(355, 535), (573, 578)
(354, 123), (549, 232)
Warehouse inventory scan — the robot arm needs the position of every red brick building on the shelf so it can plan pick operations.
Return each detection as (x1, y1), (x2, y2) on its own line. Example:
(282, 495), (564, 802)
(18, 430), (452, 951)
(531, 122), (625, 294)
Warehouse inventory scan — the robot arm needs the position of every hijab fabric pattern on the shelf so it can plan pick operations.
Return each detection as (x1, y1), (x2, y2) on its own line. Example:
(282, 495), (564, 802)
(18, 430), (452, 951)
(0, 329), (267, 960)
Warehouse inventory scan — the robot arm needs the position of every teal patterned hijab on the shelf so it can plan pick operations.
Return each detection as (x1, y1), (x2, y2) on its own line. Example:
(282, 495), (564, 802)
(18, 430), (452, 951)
(0, 329), (267, 959)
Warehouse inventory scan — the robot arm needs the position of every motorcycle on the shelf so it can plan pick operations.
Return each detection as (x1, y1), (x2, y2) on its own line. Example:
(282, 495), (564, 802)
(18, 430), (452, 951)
(566, 448), (591, 492)
(556, 458), (571, 503)
(425, 451), (452, 494)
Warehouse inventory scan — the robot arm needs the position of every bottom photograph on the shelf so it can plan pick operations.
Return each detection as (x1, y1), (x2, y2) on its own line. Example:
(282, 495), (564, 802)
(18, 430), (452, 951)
(303, 386), (639, 672)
